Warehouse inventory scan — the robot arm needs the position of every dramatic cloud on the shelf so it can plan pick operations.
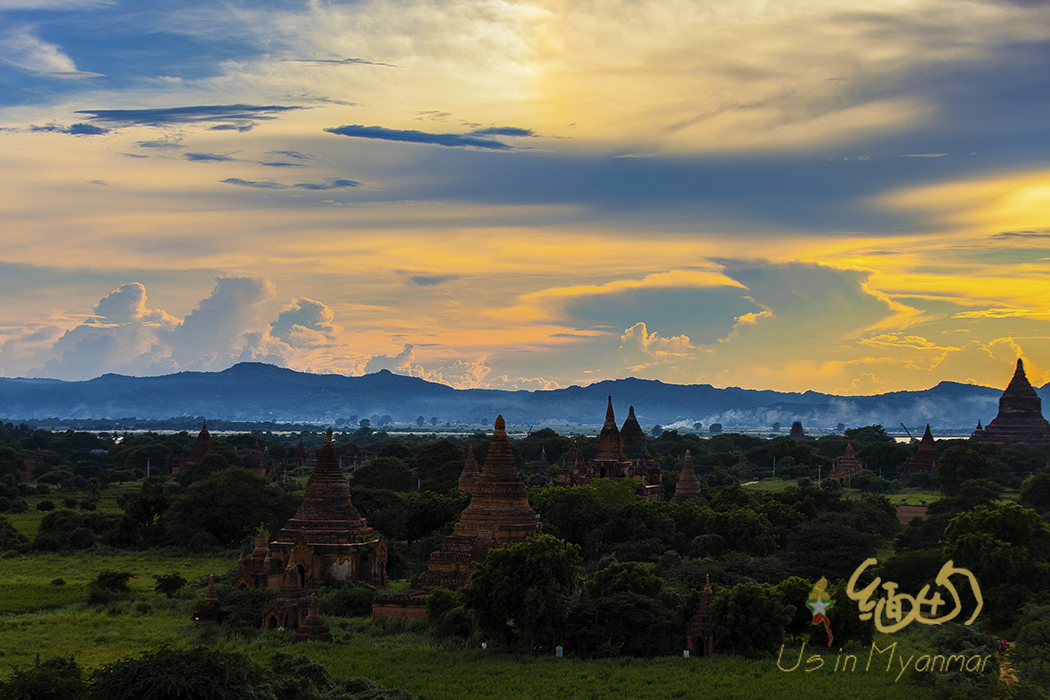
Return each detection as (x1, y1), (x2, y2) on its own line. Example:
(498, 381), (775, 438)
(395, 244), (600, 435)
(364, 344), (415, 373)
(325, 125), (512, 150)
(270, 297), (341, 349)
(159, 276), (276, 368)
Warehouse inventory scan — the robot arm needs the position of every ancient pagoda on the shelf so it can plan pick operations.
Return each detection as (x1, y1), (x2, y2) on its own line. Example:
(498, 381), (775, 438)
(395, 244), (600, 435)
(670, 451), (706, 506)
(590, 397), (627, 480)
(420, 415), (542, 589)
(900, 425), (939, 484)
(685, 576), (715, 657)
(573, 399), (663, 499)
(830, 441), (866, 483)
(970, 359), (1050, 446)
(457, 445), (480, 493)
(235, 428), (386, 589)
(173, 420), (213, 474)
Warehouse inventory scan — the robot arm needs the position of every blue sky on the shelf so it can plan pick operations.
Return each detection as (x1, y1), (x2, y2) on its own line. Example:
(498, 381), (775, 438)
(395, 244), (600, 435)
(2, 0), (1050, 394)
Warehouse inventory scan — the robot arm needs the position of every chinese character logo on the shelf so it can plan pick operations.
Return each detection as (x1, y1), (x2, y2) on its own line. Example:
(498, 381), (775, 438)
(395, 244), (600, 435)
(806, 576), (834, 647)
(846, 558), (983, 633)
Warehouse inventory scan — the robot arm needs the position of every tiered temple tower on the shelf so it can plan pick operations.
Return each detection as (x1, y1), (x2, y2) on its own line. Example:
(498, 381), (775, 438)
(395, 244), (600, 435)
(173, 421), (213, 474)
(235, 428), (386, 589)
(457, 445), (480, 492)
(900, 425), (939, 484)
(420, 415), (542, 589)
(970, 359), (1050, 446)
(670, 451), (706, 506)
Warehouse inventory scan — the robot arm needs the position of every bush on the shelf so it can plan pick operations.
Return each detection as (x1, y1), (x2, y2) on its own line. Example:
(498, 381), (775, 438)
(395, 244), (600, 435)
(0, 655), (86, 700)
(88, 570), (134, 605)
(152, 573), (187, 599)
(86, 646), (261, 700)
(37, 499), (56, 512)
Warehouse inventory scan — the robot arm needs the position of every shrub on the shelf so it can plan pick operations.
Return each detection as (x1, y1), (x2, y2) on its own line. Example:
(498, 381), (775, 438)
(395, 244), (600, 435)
(0, 655), (86, 700)
(37, 499), (56, 512)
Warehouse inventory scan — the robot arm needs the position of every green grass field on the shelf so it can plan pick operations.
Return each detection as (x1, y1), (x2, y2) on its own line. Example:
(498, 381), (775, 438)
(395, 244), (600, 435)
(0, 550), (954, 699)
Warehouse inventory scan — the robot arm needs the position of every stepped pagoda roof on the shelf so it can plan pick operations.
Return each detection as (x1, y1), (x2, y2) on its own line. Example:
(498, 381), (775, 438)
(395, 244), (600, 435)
(594, 396), (624, 464)
(671, 450), (706, 506)
(620, 405), (654, 465)
(901, 424), (939, 483)
(420, 415), (542, 588)
(971, 359), (1050, 445)
(457, 445), (480, 492)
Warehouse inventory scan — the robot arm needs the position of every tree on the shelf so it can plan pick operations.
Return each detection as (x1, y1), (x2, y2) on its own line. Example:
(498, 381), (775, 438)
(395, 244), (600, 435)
(937, 447), (993, 495)
(462, 534), (582, 647)
(350, 457), (415, 491)
(711, 582), (791, 657)
(844, 424), (895, 446)
(942, 502), (1050, 625)
(0, 655), (86, 700)
(709, 423), (723, 434)
(163, 468), (298, 549)
(785, 515), (880, 581)
(588, 561), (663, 598)
(153, 573), (187, 599)
(86, 646), (268, 700)
(416, 416), (426, 427)
(1021, 472), (1050, 513)
(0, 446), (26, 479)
(359, 418), (371, 428)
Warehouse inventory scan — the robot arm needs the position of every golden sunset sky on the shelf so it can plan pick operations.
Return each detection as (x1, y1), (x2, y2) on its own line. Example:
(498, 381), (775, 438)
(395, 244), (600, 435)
(2, 0), (1049, 394)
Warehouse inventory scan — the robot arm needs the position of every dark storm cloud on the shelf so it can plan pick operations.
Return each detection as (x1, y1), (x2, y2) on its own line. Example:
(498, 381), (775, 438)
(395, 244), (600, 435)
(470, 126), (535, 137)
(184, 153), (234, 162)
(292, 178), (361, 190)
(74, 104), (303, 126)
(324, 124), (512, 150)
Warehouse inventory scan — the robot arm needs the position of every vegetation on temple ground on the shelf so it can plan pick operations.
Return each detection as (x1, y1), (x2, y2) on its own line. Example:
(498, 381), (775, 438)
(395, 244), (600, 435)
(2, 421), (1049, 696)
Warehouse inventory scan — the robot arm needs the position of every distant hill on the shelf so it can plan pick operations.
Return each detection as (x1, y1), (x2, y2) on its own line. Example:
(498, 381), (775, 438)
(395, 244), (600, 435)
(0, 361), (1029, 431)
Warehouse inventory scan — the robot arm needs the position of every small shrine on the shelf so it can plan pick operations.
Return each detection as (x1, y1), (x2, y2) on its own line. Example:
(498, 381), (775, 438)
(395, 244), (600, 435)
(830, 441), (866, 483)
(685, 576), (715, 657)
(900, 425), (939, 484)
(457, 446), (480, 493)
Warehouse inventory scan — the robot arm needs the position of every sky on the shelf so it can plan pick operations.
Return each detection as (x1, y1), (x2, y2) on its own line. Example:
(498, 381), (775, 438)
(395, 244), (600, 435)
(1, 0), (1049, 395)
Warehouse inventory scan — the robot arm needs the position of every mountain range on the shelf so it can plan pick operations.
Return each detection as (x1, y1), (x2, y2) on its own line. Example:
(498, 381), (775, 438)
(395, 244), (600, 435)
(0, 362), (1034, 433)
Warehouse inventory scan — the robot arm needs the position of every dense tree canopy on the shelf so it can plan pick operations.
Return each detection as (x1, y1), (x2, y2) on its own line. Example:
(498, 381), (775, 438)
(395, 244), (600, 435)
(463, 534), (582, 647)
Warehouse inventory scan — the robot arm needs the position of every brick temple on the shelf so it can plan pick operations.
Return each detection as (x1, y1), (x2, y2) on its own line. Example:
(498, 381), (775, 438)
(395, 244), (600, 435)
(830, 440), (866, 483)
(419, 415), (542, 589)
(900, 425), (939, 484)
(670, 451), (707, 506)
(235, 427), (387, 590)
(970, 358), (1050, 446)
(572, 398), (663, 500)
